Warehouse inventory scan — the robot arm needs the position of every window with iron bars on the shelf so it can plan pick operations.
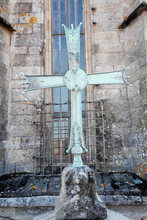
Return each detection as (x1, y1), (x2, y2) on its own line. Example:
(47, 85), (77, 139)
(33, 0), (86, 175)
(32, 99), (113, 175)
(32, 1), (109, 175)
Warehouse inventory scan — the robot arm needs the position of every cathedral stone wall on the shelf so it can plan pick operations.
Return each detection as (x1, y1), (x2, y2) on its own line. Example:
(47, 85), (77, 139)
(124, 11), (147, 178)
(0, 0), (9, 22)
(0, 0), (146, 178)
(88, 0), (146, 177)
(90, 0), (131, 172)
(3, 0), (44, 174)
(0, 26), (10, 175)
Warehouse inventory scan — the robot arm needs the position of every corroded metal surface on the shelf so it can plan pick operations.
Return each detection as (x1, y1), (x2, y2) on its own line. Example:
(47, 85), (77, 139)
(64, 68), (87, 91)
(88, 69), (130, 85)
(20, 73), (65, 93)
(62, 23), (82, 69)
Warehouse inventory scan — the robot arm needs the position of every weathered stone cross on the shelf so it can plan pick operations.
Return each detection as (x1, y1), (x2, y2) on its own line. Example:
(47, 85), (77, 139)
(20, 23), (129, 167)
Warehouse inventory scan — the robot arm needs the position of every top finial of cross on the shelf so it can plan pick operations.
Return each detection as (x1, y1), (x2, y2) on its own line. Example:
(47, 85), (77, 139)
(62, 22), (82, 30)
(61, 22), (83, 69)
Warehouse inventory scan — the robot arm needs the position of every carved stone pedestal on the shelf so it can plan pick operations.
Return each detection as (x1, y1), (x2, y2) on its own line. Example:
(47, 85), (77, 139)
(55, 165), (107, 220)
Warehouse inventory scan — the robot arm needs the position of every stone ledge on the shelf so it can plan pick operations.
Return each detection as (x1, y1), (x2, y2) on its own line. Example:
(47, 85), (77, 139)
(0, 196), (58, 208)
(0, 195), (146, 208)
(101, 195), (147, 205)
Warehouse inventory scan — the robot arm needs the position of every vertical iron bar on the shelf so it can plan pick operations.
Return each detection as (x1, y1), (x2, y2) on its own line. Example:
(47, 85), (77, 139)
(101, 101), (106, 163)
(75, 0), (77, 26)
(33, 105), (37, 175)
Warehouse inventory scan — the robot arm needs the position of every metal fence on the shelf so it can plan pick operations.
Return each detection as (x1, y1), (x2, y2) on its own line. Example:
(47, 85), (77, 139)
(32, 100), (109, 175)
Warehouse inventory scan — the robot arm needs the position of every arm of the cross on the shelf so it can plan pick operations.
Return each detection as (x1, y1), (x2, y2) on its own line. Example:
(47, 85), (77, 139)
(87, 69), (130, 85)
(20, 72), (65, 93)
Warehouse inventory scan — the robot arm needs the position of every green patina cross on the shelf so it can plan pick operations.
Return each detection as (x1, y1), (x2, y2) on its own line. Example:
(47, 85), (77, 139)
(20, 23), (129, 167)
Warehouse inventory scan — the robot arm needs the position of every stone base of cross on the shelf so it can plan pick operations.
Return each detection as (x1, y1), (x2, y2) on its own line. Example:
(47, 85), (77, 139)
(20, 23), (129, 168)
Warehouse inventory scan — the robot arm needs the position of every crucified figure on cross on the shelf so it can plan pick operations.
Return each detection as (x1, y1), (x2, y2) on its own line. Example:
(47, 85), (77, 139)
(20, 23), (129, 167)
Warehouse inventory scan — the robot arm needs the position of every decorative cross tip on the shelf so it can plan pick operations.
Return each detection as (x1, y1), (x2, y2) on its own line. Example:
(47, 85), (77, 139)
(62, 22), (82, 30)
(20, 72), (30, 94)
(122, 67), (131, 84)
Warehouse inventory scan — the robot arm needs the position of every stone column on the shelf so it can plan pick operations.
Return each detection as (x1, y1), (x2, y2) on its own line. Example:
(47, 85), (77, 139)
(55, 165), (107, 220)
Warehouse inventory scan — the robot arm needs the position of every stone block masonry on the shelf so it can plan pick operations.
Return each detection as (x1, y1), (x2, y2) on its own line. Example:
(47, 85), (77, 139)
(2, 0), (45, 174)
(0, 25), (11, 176)
(88, 0), (147, 178)
(124, 11), (147, 179)
(0, 0), (10, 23)
(89, 0), (131, 173)
(0, 2), (146, 217)
(0, 0), (146, 179)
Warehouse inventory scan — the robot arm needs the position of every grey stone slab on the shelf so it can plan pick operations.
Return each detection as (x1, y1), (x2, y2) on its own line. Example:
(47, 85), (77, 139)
(0, 196), (58, 208)
(14, 3), (32, 13)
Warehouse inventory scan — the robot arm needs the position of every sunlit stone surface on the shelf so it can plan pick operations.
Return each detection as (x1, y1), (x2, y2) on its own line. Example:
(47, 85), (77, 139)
(55, 166), (107, 220)
(33, 209), (132, 220)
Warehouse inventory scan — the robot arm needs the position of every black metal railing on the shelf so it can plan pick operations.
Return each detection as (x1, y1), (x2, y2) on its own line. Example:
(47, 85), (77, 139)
(32, 100), (114, 175)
